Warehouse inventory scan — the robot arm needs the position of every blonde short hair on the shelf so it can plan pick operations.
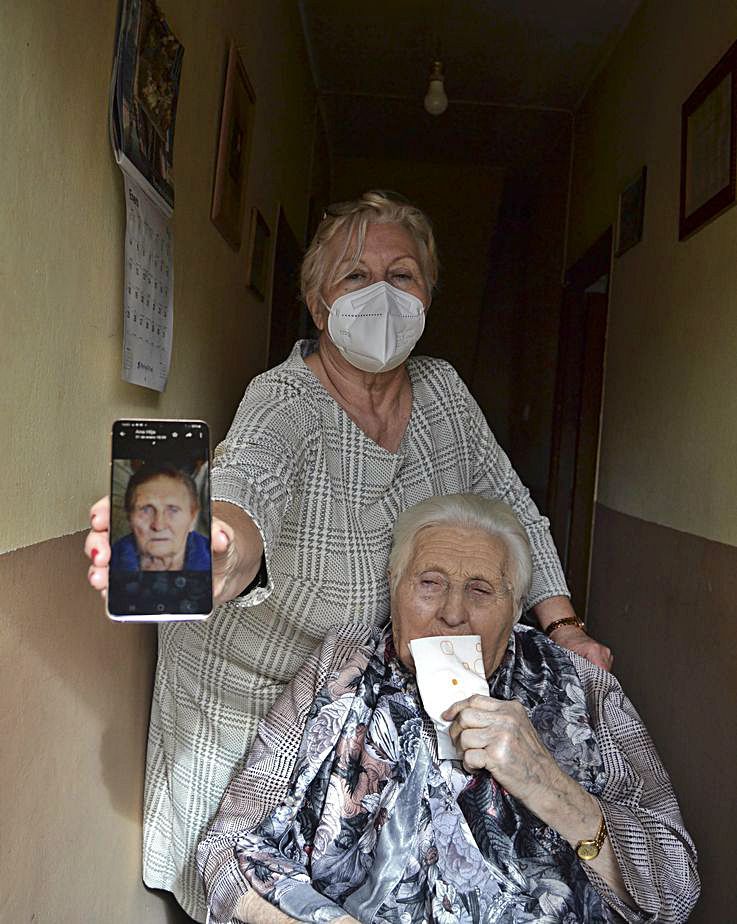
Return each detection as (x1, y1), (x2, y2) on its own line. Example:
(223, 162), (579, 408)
(300, 190), (439, 307)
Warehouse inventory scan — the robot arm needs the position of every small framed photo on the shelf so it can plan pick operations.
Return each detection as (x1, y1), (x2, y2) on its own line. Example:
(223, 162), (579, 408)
(616, 166), (647, 256)
(211, 42), (256, 249)
(245, 207), (271, 298)
(679, 41), (737, 240)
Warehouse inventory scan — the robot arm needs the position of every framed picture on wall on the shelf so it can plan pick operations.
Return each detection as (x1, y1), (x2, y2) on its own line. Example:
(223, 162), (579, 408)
(679, 40), (737, 240)
(245, 207), (271, 298)
(616, 166), (647, 256)
(211, 41), (256, 250)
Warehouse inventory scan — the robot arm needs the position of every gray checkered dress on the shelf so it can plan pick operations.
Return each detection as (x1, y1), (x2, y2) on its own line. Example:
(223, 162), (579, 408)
(142, 341), (569, 921)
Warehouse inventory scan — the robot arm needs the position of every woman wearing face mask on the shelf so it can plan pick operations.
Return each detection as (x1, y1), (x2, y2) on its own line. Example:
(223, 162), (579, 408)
(85, 190), (612, 922)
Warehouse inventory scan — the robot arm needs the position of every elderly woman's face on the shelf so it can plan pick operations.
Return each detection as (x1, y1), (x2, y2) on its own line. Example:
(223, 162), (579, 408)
(391, 525), (517, 677)
(129, 475), (198, 564)
(313, 222), (429, 329)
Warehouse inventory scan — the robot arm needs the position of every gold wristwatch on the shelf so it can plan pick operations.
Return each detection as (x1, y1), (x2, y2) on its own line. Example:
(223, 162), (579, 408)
(576, 814), (607, 861)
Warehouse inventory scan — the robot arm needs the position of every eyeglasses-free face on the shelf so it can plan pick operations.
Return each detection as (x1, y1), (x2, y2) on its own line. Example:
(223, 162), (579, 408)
(129, 475), (199, 570)
(391, 525), (517, 679)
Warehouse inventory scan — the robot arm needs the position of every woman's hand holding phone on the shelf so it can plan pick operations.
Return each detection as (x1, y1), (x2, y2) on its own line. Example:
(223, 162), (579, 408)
(88, 418), (266, 620)
(86, 496), (112, 594)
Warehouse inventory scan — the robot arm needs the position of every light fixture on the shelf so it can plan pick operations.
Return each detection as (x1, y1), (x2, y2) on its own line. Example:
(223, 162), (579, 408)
(424, 59), (448, 116)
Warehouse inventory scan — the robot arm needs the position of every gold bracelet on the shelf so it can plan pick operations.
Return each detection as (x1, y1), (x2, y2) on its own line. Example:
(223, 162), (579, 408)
(543, 615), (584, 637)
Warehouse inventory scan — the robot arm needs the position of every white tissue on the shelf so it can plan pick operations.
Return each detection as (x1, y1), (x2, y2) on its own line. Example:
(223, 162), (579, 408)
(409, 635), (489, 759)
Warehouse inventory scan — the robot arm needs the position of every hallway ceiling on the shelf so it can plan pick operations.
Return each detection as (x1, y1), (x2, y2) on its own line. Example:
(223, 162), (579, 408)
(299, 0), (642, 165)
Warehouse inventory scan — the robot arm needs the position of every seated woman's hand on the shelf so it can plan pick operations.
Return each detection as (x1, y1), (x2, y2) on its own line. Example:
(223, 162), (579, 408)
(236, 891), (360, 924)
(84, 496), (236, 605)
(443, 694), (564, 806)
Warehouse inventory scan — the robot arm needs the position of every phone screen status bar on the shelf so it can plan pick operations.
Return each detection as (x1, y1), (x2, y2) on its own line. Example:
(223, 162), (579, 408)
(117, 423), (205, 443)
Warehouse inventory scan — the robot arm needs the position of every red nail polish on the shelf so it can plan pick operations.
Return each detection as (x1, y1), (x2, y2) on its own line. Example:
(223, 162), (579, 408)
(91, 548), (99, 560)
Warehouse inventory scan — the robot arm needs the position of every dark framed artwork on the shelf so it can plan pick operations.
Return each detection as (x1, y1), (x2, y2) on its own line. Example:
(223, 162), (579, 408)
(211, 41), (256, 249)
(616, 166), (647, 256)
(245, 207), (271, 298)
(679, 40), (737, 240)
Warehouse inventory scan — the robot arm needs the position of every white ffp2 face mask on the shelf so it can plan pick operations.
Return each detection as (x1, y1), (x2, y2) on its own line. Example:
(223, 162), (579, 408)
(326, 280), (426, 373)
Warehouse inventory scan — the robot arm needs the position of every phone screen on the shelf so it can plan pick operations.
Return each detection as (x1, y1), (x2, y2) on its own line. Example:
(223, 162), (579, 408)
(107, 419), (213, 620)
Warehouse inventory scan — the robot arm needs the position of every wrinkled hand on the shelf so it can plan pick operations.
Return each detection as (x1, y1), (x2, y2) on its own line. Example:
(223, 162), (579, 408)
(84, 496), (233, 605)
(443, 694), (564, 805)
(235, 889), (361, 924)
(444, 694), (635, 907)
(549, 624), (613, 672)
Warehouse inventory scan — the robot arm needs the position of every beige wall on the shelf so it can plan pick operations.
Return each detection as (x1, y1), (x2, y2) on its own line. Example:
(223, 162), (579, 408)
(330, 157), (504, 385)
(1, 0), (315, 553)
(0, 535), (172, 921)
(570, 2), (737, 920)
(1, 0), (317, 919)
(569, 0), (737, 546)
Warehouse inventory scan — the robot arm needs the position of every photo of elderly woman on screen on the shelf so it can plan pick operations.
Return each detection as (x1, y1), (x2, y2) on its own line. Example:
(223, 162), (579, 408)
(110, 463), (210, 573)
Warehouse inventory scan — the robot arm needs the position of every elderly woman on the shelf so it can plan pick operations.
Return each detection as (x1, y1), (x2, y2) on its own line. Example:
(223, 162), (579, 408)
(85, 191), (611, 920)
(111, 464), (210, 572)
(198, 496), (699, 924)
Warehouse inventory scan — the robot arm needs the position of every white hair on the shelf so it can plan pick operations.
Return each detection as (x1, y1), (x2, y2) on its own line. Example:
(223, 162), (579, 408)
(388, 494), (533, 620)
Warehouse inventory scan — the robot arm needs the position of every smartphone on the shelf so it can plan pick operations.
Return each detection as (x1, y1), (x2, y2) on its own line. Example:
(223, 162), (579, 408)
(107, 419), (213, 621)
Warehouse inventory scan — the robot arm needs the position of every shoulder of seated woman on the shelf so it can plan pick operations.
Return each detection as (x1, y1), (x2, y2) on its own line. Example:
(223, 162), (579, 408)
(325, 623), (383, 650)
(316, 624), (384, 671)
(563, 648), (625, 699)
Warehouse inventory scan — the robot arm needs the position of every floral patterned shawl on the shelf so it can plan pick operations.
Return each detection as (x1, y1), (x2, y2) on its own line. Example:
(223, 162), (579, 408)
(234, 625), (611, 923)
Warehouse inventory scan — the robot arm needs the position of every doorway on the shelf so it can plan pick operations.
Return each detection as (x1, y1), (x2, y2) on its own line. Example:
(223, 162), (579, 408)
(547, 229), (612, 616)
(267, 205), (305, 368)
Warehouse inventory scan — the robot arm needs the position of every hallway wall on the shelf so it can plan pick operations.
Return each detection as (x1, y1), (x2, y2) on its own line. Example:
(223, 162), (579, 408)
(568, 0), (737, 919)
(1, 0), (318, 919)
(569, 0), (737, 547)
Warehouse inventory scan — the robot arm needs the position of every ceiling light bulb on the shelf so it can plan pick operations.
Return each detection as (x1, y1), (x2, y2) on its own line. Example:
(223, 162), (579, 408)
(424, 60), (448, 116)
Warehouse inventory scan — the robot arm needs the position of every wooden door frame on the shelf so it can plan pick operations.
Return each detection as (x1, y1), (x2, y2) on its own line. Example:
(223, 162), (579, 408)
(266, 204), (305, 369)
(547, 227), (612, 616)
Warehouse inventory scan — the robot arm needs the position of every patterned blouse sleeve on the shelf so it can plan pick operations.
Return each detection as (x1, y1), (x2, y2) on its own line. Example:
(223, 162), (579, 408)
(196, 626), (378, 923)
(451, 367), (569, 608)
(571, 652), (700, 923)
(210, 371), (313, 607)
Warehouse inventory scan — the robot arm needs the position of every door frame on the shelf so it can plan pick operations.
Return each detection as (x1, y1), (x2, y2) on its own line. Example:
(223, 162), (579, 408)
(547, 228), (612, 616)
